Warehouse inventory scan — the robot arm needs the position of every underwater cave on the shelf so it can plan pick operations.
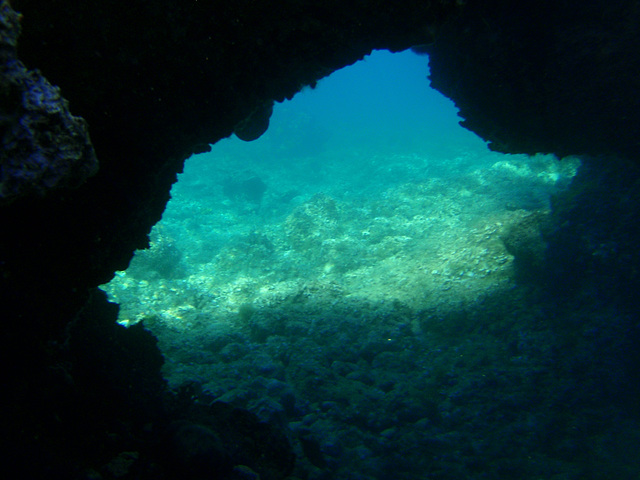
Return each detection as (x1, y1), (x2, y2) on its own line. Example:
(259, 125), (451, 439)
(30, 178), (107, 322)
(101, 49), (586, 478)
(2, 1), (640, 479)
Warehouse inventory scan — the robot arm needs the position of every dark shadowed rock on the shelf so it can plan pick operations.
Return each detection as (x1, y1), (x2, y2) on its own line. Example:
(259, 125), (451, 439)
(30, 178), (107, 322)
(235, 101), (274, 142)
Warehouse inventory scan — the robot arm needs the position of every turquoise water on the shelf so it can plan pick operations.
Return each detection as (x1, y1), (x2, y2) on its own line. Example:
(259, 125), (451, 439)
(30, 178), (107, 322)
(226, 49), (478, 159)
(99, 50), (610, 479)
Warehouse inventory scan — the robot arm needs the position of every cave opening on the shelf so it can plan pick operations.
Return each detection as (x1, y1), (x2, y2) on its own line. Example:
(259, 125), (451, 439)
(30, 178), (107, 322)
(101, 49), (576, 325)
(99, 49), (583, 478)
(4, 0), (640, 476)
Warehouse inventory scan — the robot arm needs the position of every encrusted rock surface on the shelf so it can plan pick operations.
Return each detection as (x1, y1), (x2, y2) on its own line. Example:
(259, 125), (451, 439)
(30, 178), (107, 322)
(0, 1), (97, 202)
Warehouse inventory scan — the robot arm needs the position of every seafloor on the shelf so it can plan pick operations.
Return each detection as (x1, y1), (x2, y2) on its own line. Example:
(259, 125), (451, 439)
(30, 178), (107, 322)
(102, 143), (638, 479)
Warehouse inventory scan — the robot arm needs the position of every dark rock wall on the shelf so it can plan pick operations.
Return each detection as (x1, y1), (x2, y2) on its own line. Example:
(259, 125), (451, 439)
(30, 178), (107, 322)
(425, 0), (640, 158)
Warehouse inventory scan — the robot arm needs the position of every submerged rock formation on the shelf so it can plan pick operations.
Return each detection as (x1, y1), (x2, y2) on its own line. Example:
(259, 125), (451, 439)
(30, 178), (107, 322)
(424, 0), (640, 159)
(0, 3), (97, 202)
(2, 0), (640, 478)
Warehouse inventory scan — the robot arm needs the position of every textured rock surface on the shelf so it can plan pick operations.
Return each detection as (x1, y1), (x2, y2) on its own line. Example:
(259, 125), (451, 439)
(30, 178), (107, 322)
(0, 2), (97, 202)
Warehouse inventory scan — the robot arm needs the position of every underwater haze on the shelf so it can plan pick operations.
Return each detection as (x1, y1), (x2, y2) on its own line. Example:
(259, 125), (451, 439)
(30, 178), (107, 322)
(102, 50), (640, 479)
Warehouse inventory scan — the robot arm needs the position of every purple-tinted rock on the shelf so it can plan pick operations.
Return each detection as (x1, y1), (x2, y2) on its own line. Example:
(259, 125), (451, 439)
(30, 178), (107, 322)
(0, 0), (97, 202)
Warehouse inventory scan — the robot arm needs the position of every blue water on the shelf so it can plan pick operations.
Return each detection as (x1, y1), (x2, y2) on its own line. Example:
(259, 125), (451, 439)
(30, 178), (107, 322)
(215, 49), (481, 163)
(100, 50), (640, 480)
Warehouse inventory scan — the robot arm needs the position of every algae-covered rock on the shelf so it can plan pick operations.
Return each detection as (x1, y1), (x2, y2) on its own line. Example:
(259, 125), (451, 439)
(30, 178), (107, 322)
(501, 212), (550, 279)
(285, 193), (342, 250)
